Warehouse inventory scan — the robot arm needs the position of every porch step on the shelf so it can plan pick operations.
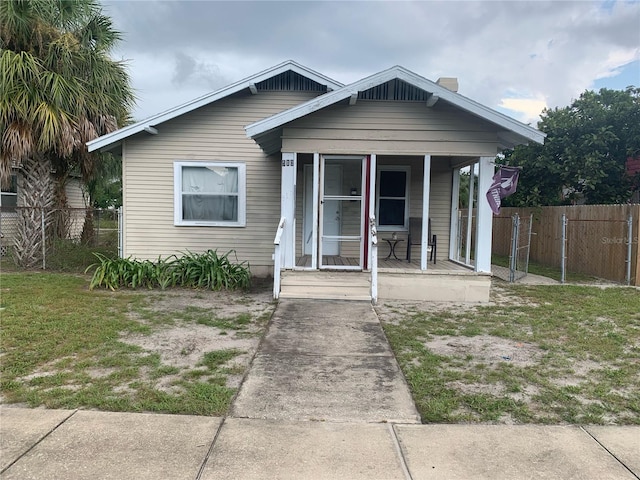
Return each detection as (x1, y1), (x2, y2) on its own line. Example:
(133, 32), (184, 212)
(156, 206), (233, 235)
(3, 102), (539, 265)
(279, 272), (371, 301)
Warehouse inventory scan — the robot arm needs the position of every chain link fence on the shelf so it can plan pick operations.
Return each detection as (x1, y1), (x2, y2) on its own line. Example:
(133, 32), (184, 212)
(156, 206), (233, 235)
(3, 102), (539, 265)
(561, 214), (635, 285)
(494, 205), (639, 285)
(492, 213), (533, 282)
(0, 207), (120, 269)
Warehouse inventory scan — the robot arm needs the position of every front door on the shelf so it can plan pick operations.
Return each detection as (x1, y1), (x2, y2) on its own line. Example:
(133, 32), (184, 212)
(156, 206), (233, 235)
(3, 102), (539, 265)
(319, 156), (365, 269)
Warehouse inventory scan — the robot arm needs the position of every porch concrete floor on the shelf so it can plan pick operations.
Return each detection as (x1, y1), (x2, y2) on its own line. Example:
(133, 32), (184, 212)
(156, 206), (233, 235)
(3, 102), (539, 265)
(296, 255), (474, 273)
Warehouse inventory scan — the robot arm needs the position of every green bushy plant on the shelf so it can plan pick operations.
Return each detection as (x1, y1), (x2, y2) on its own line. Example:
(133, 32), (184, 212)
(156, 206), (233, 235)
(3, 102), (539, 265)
(86, 250), (250, 291)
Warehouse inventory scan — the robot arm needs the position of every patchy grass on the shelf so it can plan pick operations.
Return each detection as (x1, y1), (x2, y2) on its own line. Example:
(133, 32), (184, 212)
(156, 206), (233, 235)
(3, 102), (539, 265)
(378, 283), (640, 425)
(0, 272), (275, 415)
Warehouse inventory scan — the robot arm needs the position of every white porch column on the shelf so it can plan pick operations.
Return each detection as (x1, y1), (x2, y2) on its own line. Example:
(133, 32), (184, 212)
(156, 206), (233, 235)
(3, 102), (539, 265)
(420, 155), (432, 270)
(368, 154), (377, 268)
(475, 156), (495, 273)
(281, 152), (296, 269)
(311, 153), (320, 269)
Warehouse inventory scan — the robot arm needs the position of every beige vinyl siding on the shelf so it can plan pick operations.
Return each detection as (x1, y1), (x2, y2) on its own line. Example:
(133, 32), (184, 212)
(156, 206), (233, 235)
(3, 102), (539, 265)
(65, 178), (87, 209)
(282, 101), (499, 156)
(65, 178), (88, 241)
(122, 90), (319, 269)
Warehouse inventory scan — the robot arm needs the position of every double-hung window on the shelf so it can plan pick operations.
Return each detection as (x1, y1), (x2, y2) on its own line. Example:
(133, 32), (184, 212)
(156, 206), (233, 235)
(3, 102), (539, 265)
(174, 162), (246, 226)
(376, 166), (410, 230)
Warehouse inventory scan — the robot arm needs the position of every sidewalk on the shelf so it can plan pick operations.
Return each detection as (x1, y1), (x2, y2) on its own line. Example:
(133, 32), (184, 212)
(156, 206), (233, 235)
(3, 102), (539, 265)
(2, 407), (638, 479)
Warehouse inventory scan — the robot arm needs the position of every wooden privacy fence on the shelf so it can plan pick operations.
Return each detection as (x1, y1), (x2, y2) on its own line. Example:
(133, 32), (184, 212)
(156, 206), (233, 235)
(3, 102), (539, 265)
(493, 205), (640, 285)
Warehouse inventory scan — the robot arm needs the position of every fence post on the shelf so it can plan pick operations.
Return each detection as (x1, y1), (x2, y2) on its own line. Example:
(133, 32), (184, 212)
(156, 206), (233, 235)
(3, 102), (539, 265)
(525, 213), (533, 275)
(626, 215), (633, 286)
(96, 208), (100, 246)
(509, 213), (519, 283)
(118, 206), (123, 258)
(560, 214), (567, 284)
(41, 208), (46, 270)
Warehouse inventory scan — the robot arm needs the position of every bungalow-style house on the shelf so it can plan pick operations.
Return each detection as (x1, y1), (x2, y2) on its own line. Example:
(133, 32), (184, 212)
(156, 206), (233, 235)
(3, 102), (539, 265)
(87, 61), (544, 303)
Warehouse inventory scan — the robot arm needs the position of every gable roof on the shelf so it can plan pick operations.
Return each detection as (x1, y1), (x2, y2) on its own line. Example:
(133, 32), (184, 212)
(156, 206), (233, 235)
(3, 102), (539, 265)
(87, 60), (344, 153)
(245, 65), (545, 150)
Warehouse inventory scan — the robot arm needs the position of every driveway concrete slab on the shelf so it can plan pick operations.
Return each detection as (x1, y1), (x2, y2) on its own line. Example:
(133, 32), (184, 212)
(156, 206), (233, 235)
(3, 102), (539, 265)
(201, 418), (406, 480)
(233, 299), (420, 423)
(585, 426), (640, 477)
(1, 411), (221, 480)
(395, 424), (635, 479)
(0, 407), (75, 472)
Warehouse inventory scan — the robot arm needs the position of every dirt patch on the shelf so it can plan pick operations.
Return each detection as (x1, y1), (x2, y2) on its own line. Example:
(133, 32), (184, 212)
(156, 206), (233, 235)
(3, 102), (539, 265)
(125, 325), (255, 369)
(120, 286), (276, 391)
(424, 335), (543, 367)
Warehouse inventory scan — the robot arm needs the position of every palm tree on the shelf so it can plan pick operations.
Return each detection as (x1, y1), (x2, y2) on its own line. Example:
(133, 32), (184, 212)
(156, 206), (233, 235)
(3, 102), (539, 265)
(0, 0), (134, 266)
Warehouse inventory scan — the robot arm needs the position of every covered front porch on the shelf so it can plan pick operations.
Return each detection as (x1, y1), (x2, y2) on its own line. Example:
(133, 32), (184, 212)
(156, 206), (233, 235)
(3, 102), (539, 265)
(273, 151), (495, 303)
(245, 68), (543, 303)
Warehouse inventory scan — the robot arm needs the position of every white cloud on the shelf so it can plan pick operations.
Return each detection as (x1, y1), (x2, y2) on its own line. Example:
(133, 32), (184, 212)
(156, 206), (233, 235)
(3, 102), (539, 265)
(103, 0), (640, 124)
(499, 97), (549, 125)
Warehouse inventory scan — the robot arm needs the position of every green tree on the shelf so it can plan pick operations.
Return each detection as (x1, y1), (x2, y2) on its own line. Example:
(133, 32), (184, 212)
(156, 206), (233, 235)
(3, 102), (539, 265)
(502, 87), (640, 207)
(88, 152), (122, 208)
(0, 0), (134, 266)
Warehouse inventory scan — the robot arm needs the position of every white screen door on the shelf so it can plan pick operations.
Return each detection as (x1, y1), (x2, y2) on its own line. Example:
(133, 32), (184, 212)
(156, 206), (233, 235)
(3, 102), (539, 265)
(319, 156), (365, 269)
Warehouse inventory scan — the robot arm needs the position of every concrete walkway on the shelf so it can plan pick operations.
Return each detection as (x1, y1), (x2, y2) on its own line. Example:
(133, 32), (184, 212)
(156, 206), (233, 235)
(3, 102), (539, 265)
(232, 299), (420, 423)
(2, 407), (639, 479)
(2, 299), (640, 479)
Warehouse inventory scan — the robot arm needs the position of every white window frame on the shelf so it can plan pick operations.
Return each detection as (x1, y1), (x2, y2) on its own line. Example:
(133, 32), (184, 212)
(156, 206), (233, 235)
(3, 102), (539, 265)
(173, 161), (246, 227)
(376, 165), (410, 232)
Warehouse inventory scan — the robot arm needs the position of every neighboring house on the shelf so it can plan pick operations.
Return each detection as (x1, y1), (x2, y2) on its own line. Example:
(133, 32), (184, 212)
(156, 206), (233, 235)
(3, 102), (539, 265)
(0, 170), (88, 256)
(88, 61), (544, 302)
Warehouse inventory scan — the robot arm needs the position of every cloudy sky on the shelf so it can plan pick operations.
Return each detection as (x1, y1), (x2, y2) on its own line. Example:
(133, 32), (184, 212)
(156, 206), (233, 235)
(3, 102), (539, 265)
(103, 0), (640, 125)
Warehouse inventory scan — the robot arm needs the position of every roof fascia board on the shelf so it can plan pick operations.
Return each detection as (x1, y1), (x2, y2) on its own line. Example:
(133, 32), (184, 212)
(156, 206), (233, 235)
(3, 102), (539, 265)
(87, 60), (343, 152)
(246, 66), (545, 145)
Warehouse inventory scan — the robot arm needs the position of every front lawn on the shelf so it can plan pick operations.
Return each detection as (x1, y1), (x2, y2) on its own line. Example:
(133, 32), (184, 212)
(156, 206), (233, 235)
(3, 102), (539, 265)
(377, 283), (640, 424)
(0, 273), (275, 415)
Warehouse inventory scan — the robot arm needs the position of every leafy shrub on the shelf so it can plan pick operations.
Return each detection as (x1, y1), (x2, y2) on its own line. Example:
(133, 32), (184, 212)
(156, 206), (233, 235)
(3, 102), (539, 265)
(86, 250), (250, 291)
